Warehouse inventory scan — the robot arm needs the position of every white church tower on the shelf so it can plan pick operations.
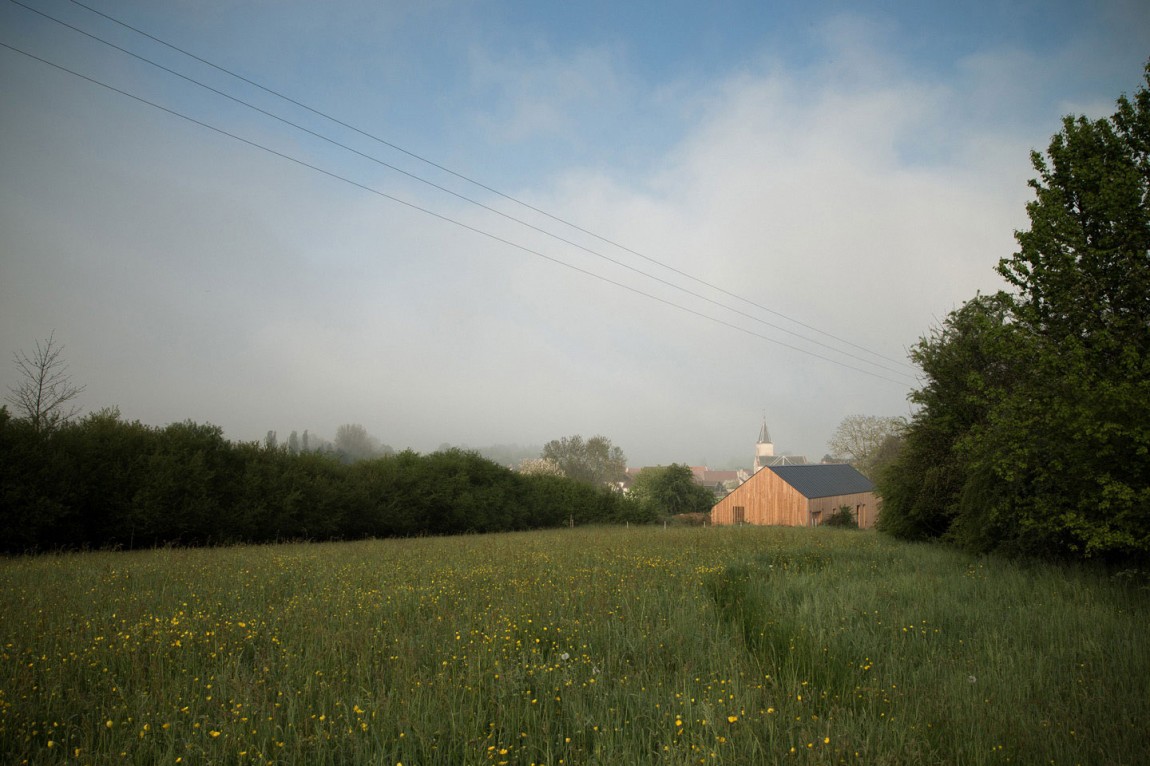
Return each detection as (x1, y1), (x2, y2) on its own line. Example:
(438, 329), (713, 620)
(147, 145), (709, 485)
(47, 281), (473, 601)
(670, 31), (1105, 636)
(753, 417), (775, 473)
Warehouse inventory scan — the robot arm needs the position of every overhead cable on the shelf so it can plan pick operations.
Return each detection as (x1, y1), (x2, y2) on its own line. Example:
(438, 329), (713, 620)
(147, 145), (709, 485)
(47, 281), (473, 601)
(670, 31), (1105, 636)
(0, 40), (916, 386)
(10, 0), (915, 381)
(58, 0), (916, 373)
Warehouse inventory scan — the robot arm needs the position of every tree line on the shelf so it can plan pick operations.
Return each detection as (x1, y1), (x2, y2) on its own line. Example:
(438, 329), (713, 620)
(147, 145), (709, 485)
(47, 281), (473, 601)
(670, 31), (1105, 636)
(0, 407), (650, 553)
(877, 62), (1150, 565)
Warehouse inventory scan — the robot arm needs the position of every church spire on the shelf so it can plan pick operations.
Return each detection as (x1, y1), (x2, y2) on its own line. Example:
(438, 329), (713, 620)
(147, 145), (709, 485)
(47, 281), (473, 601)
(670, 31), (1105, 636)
(754, 416), (775, 471)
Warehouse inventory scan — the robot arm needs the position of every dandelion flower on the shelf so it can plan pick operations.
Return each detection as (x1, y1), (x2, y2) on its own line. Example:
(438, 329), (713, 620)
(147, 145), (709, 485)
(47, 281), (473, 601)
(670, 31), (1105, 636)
(727, 715), (738, 724)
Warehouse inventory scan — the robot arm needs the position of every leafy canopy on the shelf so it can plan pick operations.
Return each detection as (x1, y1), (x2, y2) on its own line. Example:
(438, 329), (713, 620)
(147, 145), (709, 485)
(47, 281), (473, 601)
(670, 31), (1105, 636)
(878, 61), (1150, 564)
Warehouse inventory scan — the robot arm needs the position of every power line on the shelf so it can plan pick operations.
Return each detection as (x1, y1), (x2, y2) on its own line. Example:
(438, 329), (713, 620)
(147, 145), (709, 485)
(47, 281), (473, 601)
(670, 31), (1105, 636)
(0, 40), (916, 386)
(9, 0), (914, 381)
(58, 0), (916, 373)
(9, 0), (916, 382)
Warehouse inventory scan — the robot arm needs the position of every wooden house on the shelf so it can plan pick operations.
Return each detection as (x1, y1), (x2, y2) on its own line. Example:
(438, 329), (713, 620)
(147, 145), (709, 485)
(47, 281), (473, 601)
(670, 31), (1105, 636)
(710, 463), (878, 528)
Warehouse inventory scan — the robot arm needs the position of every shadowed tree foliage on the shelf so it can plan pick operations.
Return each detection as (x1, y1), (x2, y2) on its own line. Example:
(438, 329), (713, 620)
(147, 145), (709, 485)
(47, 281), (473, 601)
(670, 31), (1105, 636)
(877, 294), (1019, 541)
(628, 464), (713, 521)
(0, 407), (641, 552)
(878, 62), (1150, 563)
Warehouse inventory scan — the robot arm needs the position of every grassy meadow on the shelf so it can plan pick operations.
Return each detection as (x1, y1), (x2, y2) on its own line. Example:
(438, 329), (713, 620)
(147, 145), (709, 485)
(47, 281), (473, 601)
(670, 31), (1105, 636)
(1, 526), (1147, 765)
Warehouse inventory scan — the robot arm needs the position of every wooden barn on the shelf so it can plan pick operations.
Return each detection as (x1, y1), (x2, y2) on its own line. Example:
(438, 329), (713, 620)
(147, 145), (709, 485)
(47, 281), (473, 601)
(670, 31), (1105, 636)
(710, 463), (879, 528)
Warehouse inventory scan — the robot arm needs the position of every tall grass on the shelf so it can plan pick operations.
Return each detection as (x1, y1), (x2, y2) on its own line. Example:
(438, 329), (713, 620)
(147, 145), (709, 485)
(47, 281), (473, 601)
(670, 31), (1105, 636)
(1, 527), (1146, 764)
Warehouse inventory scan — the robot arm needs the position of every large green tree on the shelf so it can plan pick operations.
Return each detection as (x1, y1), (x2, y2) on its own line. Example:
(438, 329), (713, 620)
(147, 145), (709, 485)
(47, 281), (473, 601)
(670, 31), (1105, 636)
(975, 66), (1150, 560)
(628, 464), (713, 520)
(880, 62), (1150, 562)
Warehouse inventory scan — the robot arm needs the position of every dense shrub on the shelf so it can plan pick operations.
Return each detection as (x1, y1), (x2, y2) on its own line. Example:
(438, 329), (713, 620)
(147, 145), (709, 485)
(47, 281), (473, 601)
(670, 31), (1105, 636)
(822, 505), (858, 529)
(0, 408), (636, 552)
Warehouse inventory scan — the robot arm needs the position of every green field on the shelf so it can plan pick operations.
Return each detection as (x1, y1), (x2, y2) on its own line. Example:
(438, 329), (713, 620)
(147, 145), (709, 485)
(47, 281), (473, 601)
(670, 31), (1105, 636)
(2, 527), (1147, 765)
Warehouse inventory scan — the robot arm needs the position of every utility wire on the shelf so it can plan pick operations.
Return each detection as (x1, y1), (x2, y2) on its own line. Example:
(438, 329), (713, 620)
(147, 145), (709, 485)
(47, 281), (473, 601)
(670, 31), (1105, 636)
(11, 0), (916, 382)
(0, 40), (914, 386)
(59, 0), (915, 373)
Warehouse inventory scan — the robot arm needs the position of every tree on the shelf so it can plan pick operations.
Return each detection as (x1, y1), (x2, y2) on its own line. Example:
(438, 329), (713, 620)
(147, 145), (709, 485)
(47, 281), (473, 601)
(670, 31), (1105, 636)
(826, 415), (905, 478)
(1002, 87), (1150, 365)
(880, 61), (1150, 563)
(5, 332), (85, 432)
(969, 64), (1150, 561)
(541, 434), (627, 487)
(333, 423), (393, 463)
(628, 464), (713, 520)
(823, 505), (859, 528)
(877, 293), (1023, 541)
(517, 457), (565, 477)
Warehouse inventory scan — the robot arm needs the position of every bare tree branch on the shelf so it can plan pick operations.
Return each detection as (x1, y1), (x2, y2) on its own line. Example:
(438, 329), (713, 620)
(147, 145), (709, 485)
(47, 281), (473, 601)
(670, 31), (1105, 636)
(5, 332), (85, 431)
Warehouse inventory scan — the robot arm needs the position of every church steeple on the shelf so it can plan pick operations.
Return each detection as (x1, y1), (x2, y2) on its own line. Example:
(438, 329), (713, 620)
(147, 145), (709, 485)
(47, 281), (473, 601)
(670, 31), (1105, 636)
(754, 416), (775, 472)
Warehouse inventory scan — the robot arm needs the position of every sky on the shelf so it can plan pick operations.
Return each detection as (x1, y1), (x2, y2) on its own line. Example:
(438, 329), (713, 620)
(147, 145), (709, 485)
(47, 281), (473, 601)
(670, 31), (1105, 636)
(1, 0), (1147, 468)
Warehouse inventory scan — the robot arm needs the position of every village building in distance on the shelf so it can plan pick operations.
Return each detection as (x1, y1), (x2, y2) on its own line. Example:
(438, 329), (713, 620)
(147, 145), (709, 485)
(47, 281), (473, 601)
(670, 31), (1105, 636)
(624, 417), (811, 496)
(710, 418), (878, 528)
(623, 417), (877, 528)
(688, 420), (807, 495)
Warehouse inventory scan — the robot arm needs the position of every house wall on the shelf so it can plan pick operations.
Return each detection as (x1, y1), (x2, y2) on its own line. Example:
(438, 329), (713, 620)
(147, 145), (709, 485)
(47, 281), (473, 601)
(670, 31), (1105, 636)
(711, 470), (808, 526)
(808, 492), (880, 529)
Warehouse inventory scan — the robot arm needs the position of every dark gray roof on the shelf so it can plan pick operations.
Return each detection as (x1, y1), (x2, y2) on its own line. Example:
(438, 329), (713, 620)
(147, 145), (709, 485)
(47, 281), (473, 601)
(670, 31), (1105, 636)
(769, 464), (874, 498)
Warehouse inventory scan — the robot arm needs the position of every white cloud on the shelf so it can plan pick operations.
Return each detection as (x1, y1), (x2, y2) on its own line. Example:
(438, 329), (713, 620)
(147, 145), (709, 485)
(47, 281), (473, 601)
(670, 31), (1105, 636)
(478, 21), (1048, 460)
(467, 41), (633, 146)
(2, 2), (1142, 466)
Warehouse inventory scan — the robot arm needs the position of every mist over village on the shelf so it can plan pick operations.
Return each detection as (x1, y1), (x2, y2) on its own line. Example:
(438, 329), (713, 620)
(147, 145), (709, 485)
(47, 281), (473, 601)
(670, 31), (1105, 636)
(2, 0), (1149, 763)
